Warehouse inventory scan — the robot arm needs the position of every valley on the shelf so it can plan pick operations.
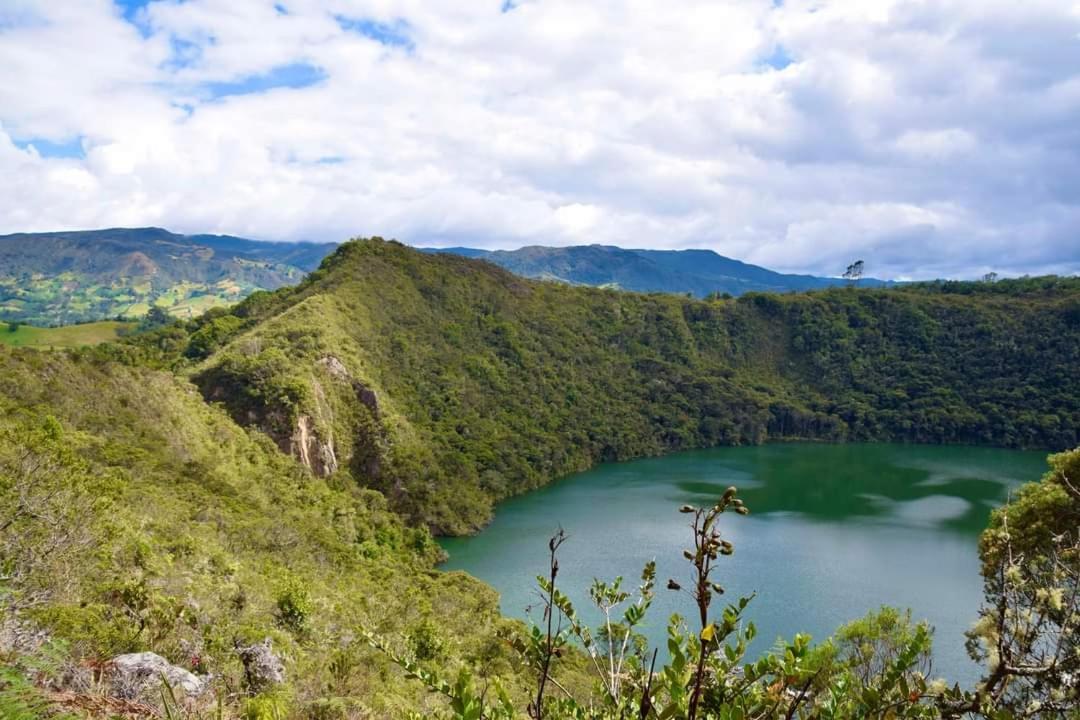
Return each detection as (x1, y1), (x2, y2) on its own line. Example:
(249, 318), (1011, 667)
(0, 228), (337, 326)
(187, 240), (1079, 533)
(0, 238), (1077, 719)
(5, 3), (1078, 716)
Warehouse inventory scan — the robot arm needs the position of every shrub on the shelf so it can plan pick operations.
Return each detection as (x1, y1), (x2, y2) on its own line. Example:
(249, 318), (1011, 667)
(275, 578), (312, 634)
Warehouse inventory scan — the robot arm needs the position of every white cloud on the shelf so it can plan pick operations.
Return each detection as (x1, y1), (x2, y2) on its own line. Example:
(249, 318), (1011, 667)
(554, 203), (601, 237)
(0, 0), (1078, 279)
(893, 128), (976, 161)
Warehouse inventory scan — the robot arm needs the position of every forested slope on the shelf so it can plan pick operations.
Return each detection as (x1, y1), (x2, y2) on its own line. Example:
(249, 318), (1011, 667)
(0, 347), (517, 717)
(168, 239), (1080, 533)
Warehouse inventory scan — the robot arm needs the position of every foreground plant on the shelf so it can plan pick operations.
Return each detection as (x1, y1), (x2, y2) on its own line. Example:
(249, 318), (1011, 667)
(363, 629), (515, 720)
(949, 449), (1080, 718)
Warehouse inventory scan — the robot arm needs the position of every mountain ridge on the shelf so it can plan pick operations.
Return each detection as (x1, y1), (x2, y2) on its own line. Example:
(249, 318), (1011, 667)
(424, 243), (892, 296)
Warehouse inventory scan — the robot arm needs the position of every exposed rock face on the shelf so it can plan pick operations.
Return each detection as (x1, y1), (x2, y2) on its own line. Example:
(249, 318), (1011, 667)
(311, 356), (384, 479)
(317, 355), (350, 381)
(357, 386), (379, 414)
(106, 652), (207, 701)
(199, 355), (384, 479)
(235, 638), (285, 692)
(316, 434), (340, 475)
(317, 356), (380, 417)
(290, 414), (339, 476)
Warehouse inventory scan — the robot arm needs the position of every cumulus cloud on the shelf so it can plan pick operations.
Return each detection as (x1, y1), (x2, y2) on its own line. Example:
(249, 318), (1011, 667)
(0, 0), (1078, 279)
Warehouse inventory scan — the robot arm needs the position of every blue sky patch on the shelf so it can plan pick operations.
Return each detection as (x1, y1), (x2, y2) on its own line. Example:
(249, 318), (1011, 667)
(15, 136), (85, 159)
(336, 16), (414, 51)
(114, 0), (151, 21)
(114, 0), (154, 37)
(0, 5), (45, 31)
(203, 62), (326, 99)
(164, 35), (203, 70)
(501, 0), (518, 12)
(762, 44), (793, 70)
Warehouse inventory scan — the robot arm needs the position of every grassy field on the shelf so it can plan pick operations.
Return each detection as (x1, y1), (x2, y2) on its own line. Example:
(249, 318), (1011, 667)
(0, 275), (271, 326)
(171, 293), (232, 319)
(0, 320), (134, 349)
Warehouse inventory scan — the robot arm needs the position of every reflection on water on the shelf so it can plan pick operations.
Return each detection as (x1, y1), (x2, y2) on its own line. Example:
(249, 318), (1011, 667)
(439, 443), (1048, 685)
(673, 444), (1019, 534)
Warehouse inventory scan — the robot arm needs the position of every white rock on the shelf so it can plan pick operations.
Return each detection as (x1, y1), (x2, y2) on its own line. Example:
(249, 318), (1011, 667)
(108, 652), (207, 700)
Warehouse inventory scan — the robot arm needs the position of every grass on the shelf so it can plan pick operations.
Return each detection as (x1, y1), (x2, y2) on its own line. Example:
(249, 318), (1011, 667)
(122, 302), (151, 317)
(0, 321), (134, 349)
(171, 294), (231, 319)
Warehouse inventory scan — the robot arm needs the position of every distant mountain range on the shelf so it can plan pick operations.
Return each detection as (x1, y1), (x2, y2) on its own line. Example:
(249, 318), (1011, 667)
(0, 228), (890, 326)
(424, 245), (890, 296)
(0, 228), (337, 325)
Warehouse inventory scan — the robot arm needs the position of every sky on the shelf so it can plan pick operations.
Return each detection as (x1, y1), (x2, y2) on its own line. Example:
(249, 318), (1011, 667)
(1, 1), (1079, 279)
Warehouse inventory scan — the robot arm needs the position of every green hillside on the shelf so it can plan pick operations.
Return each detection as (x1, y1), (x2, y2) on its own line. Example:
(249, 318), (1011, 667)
(0, 347), (522, 718)
(0, 228), (337, 326)
(172, 240), (1079, 533)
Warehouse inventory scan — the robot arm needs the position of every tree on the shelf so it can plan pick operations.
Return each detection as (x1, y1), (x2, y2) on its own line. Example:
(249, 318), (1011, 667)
(140, 305), (172, 330)
(957, 448), (1080, 717)
(981, 272), (998, 284)
(5, 322), (18, 333)
(843, 260), (865, 287)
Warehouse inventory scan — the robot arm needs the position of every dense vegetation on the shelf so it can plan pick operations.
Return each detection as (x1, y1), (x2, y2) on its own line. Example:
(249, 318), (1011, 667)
(139, 239), (1078, 533)
(0, 238), (1077, 718)
(0, 228), (336, 325)
(0, 348), (520, 718)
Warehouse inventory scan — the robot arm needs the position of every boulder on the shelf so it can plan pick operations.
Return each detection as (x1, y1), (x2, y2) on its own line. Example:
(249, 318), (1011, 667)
(107, 652), (207, 701)
(317, 355), (351, 381)
(236, 638), (285, 692)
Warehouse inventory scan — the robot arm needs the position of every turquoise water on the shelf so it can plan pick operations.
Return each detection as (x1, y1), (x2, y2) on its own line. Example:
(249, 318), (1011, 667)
(439, 443), (1049, 685)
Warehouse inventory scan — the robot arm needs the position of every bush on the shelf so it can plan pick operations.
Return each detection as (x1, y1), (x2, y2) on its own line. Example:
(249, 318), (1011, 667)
(275, 578), (312, 633)
(243, 693), (290, 720)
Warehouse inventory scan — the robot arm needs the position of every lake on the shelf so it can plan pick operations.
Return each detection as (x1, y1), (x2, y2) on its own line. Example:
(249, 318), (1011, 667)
(438, 443), (1050, 685)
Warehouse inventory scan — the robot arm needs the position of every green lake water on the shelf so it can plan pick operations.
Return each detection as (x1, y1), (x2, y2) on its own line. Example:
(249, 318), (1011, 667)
(439, 443), (1050, 685)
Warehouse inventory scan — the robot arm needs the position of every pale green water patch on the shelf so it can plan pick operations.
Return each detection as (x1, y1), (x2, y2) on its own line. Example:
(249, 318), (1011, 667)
(439, 443), (1049, 685)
